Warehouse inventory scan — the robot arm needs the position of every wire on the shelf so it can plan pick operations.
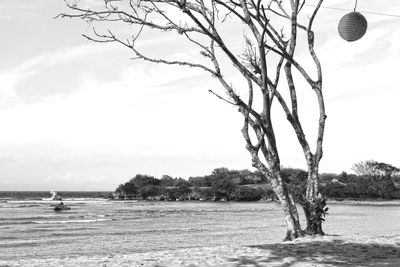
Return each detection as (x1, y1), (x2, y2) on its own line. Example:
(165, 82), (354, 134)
(304, 4), (400, 18)
(354, 0), (358, 12)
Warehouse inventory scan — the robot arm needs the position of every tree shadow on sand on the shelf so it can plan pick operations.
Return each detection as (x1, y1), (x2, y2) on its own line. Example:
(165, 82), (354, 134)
(227, 237), (400, 267)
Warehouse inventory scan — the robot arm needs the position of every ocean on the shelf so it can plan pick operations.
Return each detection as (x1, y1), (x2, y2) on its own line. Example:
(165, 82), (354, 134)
(1, 192), (400, 263)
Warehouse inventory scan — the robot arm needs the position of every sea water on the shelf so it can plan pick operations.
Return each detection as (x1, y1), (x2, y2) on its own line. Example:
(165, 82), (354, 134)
(1, 192), (400, 261)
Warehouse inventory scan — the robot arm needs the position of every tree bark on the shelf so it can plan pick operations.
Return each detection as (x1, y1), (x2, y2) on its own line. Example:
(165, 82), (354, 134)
(270, 172), (304, 241)
(303, 165), (325, 235)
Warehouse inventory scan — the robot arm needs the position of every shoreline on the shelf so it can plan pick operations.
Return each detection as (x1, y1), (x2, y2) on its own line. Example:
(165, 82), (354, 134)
(3, 198), (400, 204)
(2, 235), (399, 267)
(106, 198), (400, 203)
(2, 191), (400, 203)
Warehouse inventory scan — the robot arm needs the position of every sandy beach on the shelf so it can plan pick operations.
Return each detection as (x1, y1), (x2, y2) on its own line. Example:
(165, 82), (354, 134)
(2, 200), (400, 267)
(2, 235), (399, 267)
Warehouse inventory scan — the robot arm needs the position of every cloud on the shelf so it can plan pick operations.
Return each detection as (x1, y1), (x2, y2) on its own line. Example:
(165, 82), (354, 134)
(328, 85), (397, 103)
(0, 0), (55, 21)
(0, 43), (127, 105)
(0, 57), (244, 163)
(0, 30), (214, 106)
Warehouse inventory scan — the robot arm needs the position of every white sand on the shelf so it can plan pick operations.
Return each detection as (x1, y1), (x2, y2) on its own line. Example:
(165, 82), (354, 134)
(2, 235), (400, 267)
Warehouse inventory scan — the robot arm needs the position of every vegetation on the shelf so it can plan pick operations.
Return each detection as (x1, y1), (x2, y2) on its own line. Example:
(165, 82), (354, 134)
(115, 168), (273, 201)
(351, 160), (400, 177)
(115, 161), (400, 201)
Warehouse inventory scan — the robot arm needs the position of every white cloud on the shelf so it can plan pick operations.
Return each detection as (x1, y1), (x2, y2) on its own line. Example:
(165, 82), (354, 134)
(2, 42), (119, 79)
(0, 43), (126, 106)
(0, 61), (238, 153)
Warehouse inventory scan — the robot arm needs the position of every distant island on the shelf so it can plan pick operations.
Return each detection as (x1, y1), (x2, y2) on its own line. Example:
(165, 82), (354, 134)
(113, 160), (400, 202)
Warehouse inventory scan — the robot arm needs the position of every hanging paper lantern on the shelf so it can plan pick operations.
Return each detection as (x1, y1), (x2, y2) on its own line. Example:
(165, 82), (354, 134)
(338, 12), (368, 42)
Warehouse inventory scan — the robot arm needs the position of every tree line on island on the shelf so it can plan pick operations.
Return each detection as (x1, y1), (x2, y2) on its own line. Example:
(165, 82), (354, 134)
(114, 160), (400, 201)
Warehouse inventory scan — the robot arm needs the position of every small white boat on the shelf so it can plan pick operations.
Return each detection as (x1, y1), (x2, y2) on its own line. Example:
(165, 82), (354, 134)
(42, 191), (62, 201)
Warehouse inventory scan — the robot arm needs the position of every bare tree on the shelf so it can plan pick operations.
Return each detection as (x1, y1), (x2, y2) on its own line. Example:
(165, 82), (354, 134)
(59, 0), (327, 240)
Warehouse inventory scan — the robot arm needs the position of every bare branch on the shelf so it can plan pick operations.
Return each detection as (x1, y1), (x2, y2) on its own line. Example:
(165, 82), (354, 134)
(307, 0), (323, 84)
(84, 28), (218, 76)
(208, 89), (237, 105)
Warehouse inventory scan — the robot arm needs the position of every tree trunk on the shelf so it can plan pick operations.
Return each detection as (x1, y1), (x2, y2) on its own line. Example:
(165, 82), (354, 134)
(302, 199), (325, 235)
(270, 175), (304, 241)
(303, 167), (326, 235)
(281, 193), (304, 241)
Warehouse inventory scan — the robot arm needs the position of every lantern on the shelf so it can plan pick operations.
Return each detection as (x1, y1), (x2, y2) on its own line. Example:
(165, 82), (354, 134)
(338, 12), (368, 42)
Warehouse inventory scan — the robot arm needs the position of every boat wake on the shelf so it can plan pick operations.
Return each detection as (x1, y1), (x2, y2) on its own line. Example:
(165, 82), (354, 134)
(31, 218), (112, 224)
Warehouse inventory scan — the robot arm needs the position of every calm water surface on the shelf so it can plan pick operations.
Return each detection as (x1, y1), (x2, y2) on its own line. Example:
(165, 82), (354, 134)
(1, 195), (399, 261)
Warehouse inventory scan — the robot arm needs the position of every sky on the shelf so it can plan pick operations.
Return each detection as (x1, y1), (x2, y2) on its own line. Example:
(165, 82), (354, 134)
(0, 0), (400, 191)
